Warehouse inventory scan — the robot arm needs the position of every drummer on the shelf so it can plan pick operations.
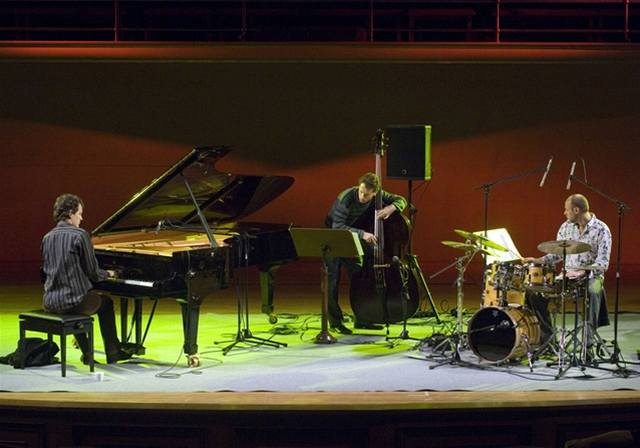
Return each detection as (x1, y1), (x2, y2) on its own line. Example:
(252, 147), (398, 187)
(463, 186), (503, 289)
(524, 194), (612, 349)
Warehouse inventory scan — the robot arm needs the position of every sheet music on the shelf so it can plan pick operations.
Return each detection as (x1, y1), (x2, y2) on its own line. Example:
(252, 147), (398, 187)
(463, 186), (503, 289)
(473, 228), (522, 265)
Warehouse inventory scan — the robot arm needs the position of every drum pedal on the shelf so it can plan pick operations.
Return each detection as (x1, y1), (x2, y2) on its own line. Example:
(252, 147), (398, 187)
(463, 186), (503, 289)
(423, 333), (447, 348)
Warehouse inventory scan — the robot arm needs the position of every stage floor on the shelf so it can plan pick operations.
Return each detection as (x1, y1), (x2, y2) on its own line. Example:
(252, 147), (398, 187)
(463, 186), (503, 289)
(1, 281), (639, 394)
(2, 281), (640, 448)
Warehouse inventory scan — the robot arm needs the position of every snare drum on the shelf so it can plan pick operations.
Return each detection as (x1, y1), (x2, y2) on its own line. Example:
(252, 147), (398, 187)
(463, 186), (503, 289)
(524, 263), (556, 293)
(468, 306), (541, 363)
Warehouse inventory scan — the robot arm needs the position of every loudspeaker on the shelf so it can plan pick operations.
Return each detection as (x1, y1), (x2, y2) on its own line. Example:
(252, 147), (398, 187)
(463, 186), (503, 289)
(385, 125), (431, 180)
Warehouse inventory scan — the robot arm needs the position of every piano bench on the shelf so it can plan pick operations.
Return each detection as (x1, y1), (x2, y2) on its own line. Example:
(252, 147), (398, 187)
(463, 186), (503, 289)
(18, 310), (95, 377)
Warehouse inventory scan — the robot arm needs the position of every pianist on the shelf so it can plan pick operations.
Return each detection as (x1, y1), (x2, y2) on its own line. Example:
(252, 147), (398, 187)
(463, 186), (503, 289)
(41, 193), (132, 364)
(324, 172), (407, 334)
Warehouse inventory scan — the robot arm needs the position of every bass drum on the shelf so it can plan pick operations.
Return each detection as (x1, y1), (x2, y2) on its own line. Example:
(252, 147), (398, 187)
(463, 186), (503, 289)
(468, 306), (541, 363)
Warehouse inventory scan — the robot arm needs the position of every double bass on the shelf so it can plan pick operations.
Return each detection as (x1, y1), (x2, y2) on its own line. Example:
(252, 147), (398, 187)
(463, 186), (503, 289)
(349, 131), (420, 324)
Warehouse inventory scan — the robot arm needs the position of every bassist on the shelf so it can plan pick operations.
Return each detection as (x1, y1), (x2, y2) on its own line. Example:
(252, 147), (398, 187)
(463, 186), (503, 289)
(324, 172), (407, 334)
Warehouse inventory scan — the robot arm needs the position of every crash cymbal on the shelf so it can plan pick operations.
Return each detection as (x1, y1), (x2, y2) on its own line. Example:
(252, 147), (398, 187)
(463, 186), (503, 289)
(477, 248), (500, 257)
(453, 229), (508, 252)
(453, 229), (477, 240)
(537, 239), (591, 255)
(441, 241), (498, 257)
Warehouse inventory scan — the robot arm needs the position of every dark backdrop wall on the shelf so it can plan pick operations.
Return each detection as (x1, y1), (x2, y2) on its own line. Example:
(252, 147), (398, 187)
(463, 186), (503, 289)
(1, 45), (639, 288)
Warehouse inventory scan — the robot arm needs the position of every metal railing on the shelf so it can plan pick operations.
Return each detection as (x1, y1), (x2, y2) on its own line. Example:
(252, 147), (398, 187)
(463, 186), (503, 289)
(0, 0), (636, 43)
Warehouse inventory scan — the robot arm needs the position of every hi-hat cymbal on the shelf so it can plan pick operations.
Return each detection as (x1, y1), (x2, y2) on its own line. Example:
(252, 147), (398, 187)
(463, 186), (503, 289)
(441, 240), (498, 257)
(441, 241), (476, 250)
(537, 239), (592, 255)
(453, 229), (508, 252)
(574, 264), (601, 271)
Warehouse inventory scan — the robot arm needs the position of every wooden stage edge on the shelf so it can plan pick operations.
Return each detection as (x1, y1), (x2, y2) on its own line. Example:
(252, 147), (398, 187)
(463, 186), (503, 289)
(2, 390), (639, 411)
(2, 391), (640, 447)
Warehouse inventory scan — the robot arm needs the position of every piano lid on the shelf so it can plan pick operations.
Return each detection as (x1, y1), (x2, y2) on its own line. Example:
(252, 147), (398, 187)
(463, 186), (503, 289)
(92, 146), (294, 235)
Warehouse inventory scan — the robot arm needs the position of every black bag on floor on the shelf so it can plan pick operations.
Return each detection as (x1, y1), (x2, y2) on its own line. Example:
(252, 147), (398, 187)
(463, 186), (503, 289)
(0, 337), (59, 369)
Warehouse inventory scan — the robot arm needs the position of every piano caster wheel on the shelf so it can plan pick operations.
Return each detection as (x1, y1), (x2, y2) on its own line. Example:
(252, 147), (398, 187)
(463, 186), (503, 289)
(268, 314), (278, 325)
(187, 354), (201, 367)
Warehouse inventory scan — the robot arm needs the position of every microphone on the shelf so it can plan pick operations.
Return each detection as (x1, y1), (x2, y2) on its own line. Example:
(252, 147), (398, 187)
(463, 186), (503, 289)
(392, 256), (401, 265)
(539, 157), (553, 187)
(155, 219), (164, 234)
(566, 161), (576, 190)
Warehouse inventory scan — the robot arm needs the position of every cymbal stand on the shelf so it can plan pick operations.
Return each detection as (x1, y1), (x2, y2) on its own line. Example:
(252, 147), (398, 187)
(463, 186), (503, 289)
(576, 284), (604, 365)
(560, 278), (603, 368)
(549, 246), (584, 379)
(219, 234), (287, 355)
(568, 281), (585, 369)
(568, 174), (637, 372)
(425, 249), (478, 369)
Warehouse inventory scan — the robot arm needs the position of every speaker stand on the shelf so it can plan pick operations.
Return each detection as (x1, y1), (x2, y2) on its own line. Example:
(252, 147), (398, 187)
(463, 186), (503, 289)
(406, 179), (440, 323)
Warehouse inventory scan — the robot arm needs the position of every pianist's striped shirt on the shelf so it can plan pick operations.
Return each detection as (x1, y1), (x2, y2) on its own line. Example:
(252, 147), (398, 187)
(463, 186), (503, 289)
(324, 186), (407, 239)
(41, 221), (108, 312)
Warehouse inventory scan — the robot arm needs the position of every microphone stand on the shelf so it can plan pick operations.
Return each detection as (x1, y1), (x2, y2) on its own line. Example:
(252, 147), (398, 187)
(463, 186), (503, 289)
(567, 175), (636, 373)
(474, 160), (551, 332)
(219, 233), (287, 355)
(421, 247), (480, 369)
(475, 161), (550, 241)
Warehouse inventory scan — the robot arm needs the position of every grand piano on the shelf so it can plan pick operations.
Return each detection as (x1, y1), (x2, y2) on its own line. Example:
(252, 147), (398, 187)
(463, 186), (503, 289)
(92, 146), (297, 366)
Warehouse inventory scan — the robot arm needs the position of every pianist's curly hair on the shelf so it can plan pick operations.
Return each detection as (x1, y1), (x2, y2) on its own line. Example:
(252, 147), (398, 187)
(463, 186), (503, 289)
(53, 194), (84, 223)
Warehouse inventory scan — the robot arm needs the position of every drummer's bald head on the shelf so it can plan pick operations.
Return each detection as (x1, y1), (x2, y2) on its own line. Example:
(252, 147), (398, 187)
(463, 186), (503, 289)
(567, 194), (590, 213)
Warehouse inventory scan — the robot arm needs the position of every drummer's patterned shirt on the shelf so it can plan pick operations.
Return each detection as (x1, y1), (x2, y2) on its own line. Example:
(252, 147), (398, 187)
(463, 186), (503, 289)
(542, 213), (612, 278)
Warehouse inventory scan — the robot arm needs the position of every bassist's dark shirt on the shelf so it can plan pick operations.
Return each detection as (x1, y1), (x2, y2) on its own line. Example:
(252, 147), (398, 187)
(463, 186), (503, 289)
(324, 186), (407, 239)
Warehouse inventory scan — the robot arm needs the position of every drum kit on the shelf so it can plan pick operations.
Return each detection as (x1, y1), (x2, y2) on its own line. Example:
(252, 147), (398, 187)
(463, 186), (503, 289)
(436, 229), (598, 375)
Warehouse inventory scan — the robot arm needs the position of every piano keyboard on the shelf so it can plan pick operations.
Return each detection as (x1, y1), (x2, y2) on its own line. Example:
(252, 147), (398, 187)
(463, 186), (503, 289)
(109, 278), (156, 288)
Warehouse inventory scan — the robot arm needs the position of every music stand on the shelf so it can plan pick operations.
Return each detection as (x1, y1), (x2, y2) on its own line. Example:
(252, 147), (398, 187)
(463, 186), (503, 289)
(290, 228), (364, 344)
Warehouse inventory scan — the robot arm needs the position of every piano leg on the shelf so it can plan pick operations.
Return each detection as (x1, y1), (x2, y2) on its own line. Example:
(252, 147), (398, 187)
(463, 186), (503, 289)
(120, 297), (128, 342)
(259, 264), (280, 324)
(181, 271), (223, 367)
(180, 299), (201, 367)
(134, 300), (142, 346)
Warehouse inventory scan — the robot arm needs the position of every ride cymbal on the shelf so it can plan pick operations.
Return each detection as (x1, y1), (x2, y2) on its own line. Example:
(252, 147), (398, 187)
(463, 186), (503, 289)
(537, 239), (591, 255)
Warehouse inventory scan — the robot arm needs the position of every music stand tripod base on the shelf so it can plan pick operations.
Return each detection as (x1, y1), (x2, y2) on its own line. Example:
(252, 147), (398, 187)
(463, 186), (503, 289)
(290, 228), (364, 345)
